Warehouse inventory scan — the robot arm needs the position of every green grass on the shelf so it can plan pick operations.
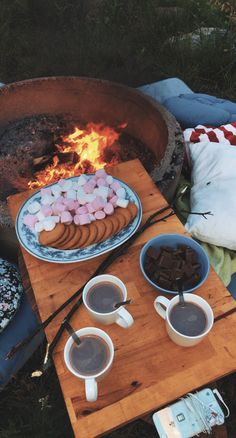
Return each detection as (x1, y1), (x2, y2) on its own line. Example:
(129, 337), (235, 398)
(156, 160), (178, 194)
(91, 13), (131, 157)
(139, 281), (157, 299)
(1, 1), (236, 437)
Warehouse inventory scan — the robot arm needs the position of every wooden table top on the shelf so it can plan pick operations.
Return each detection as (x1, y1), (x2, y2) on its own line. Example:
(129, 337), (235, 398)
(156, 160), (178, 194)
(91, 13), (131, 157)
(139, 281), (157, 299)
(8, 159), (236, 438)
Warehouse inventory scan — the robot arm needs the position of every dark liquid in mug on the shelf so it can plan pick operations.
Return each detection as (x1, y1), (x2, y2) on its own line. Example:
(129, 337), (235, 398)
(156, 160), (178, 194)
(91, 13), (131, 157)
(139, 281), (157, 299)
(69, 335), (110, 376)
(169, 302), (207, 336)
(87, 281), (123, 313)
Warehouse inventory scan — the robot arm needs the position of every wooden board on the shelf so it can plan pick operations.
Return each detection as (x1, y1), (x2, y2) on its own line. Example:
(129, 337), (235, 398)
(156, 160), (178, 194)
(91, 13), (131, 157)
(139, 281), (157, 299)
(8, 159), (236, 438)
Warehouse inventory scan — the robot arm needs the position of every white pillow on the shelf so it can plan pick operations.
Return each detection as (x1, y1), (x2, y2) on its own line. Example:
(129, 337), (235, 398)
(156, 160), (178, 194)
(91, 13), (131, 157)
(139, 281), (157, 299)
(185, 141), (236, 250)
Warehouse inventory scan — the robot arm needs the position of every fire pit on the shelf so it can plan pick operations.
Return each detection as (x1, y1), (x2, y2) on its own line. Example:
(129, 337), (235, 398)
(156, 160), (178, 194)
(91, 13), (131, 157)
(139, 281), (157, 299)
(0, 76), (184, 226)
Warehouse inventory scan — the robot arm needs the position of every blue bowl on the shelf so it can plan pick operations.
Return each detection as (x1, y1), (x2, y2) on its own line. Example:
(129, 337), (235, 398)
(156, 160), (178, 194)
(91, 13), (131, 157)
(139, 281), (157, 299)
(139, 233), (210, 295)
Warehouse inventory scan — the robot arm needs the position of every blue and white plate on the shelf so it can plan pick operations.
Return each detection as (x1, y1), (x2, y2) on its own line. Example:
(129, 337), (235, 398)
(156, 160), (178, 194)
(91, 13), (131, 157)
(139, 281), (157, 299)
(16, 176), (142, 263)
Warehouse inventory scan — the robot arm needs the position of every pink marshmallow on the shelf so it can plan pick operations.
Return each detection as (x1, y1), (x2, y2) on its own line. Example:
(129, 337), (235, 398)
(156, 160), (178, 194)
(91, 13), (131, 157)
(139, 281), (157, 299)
(97, 178), (108, 187)
(74, 215), (81, 225)
(83, 182), (95, 194)
(110, 195), (118, 206)
(108, 188), (114, 199)
(95, 210), (106, 220)
(58, 179), (66, 187)
(23, 214), (38, 228)
(104, 202), (114, 215)
(41, 206), (53, 217)
(95, 169), (107, 178)
(56, 203), (67, 213)
(92, 196), (106, 211)
(111, 181), (121, 192)
(66, 200), (78, 211)
(60, 211), (73, 224)
(76, 206), (88, 215)
(79, 214), (91, 225)
(87, 203), (96, 214)
(40, 187), (52, 196)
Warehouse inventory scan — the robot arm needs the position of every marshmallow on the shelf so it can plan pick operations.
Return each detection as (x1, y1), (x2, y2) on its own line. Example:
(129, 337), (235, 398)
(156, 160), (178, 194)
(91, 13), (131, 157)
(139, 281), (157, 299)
(40, 188), (52, 197)
(83, 182), (95, 194)
(92, 196), (106, 211)
(77, 175), (87, 186)
(95, 210), (106, 220)
(55, 203), (67, 213)
(108, 188), (114, 199)
(50, 215), (60, 223)
(74, 215), (81, 225)
(72, 182), (79, 191)
(79, 214), (91, 225)
(43, 218), (56, 231)
(89, 213), (96, 221)
(41, 194), (54, 205)
(104, 202), (114, 215)
(66, 200), (78, 211)
(41, 205), (53, 217)
(111, 181), (121, 192)
(87, 203), (96, 214)
(63, 180), (73, 191)
(97, 178), (108, 187)
(35, 221), (44, 233)
(95, 186), (109, 199)
(76, 206), (88, 215)
(36, 210), (46, 221)
(51, 185), (61, 197)
(116, 198), (129, 208)
(106, 175), (113, 185)
(110, 195), (118, 206)
(84, 194), (96, 203)
(66, 189), (77, 200)
(95, 169), (107, 178)
(116, 187), (126, 198)
(60, 211), (73, 224)
(23, 214), (38, 228)
(28, 201), (41, 214)
(58, 179), (66, 187)
(77, 195), (87, 205)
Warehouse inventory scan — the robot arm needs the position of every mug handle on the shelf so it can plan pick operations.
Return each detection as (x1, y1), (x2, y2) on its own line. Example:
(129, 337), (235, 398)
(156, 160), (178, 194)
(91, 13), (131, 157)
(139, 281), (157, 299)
(85, 378), (98, 402)
(116, 306), (134, 328)
(154, 296), (170, 320)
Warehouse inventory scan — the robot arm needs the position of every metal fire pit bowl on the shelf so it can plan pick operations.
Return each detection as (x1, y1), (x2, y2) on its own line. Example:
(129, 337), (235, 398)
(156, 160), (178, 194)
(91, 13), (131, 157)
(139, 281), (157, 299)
(0, 76), (184, 204)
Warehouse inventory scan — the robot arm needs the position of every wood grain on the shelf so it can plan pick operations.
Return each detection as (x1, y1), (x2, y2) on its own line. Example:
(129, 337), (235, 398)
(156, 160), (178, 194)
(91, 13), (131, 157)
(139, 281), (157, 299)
(8, 159), (236, 438)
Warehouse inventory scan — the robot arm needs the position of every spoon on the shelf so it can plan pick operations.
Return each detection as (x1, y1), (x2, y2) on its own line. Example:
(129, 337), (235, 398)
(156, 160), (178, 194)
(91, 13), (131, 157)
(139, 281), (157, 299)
(114, 299), (133, 309)
(64, 321), (82, 346)
(176, 277), (185, 307)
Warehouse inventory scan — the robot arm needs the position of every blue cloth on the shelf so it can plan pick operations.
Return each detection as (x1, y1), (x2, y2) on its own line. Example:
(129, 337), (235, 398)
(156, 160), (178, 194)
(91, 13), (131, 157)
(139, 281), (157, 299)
(138, 77), (193, 104)
(163, 93), (236, 128)
(0, 292), (44, 388)
(227, 273), (236, 300)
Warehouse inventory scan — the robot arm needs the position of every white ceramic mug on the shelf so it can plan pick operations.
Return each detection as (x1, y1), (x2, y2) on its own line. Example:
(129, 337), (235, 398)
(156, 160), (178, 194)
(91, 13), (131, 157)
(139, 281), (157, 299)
(64, 327), (114, 402)
(82, 274), (134, 328)
(154, 294), (214, 347)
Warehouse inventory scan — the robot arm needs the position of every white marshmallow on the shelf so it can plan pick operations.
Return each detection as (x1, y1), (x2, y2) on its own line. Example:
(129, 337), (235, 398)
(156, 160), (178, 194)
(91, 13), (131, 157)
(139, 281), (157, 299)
(62, 180), (73, 191)
(116, 188), (126, 198)
(28, 201), (41, 214)
(43, 218), (56, 231)
(95, 186), (109, 199)
(35, 221), (44, 233)
(84, 194), (96, 203)
(41, 194), (54, 205)
(66, 189), (77, 200)
(89, 213), (96, 221)
(50, 215), (60, 223)
(36, 210), (45, 221)
(77, 175), (87, 186)
(77, 188), (85, 200)
(116, 198), (129, 208)
(51, 185), (62, 197)
(72, 182), (79, 191)
(106, 175), (114, 185)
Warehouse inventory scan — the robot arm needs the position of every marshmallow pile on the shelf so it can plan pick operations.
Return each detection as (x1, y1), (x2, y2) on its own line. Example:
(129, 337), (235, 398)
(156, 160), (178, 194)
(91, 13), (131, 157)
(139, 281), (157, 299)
(23, 170), (130, 232)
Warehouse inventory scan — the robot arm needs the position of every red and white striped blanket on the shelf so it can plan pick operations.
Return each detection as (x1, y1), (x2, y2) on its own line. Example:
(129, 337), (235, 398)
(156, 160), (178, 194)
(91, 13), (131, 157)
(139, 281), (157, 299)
(184, 122), (236, 145)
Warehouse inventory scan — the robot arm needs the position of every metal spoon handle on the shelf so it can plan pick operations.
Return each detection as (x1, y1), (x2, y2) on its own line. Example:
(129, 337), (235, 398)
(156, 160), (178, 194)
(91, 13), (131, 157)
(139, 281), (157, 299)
(176, 277), (185, 307)
(114, 299), (132, 309)
(64, 321), (82, 346)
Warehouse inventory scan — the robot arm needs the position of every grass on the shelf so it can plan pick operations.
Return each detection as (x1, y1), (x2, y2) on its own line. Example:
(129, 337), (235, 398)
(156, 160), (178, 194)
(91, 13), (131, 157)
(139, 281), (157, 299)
(1, 0), (236, 437)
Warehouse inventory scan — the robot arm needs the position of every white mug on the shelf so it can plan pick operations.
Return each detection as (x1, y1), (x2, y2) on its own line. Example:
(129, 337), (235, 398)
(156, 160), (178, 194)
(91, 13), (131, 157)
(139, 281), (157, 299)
(82, 274), (134, 328)
(64, 327), (114, 402)
(154, 294), (214, 347)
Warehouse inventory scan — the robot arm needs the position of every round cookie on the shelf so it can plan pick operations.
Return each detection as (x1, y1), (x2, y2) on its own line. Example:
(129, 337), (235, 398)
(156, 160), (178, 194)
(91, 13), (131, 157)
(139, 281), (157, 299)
(75, 225), (90, 248)
(39, 223), (65, 246)
(116, 207), (132, 226)
(80, 223), (98, 248)
(69, 226), (82, 250)
(93, 221), (106, 244)
(58, 225), (77, 250)
(127, 202), (138, 220)
(51, 226), (71, 248)
(113, 208), (129, 234)
(109, 214), (120, 235)
(100, 217), (114, 242)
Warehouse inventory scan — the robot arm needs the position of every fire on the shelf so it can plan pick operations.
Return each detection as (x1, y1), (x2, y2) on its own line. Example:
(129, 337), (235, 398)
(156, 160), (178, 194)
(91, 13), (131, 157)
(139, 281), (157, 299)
(29, 122), (126, 189)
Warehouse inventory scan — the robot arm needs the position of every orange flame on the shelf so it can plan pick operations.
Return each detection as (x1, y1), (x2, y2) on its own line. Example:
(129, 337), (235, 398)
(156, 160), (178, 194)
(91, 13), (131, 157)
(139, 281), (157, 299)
(29, 122), (126, 189)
